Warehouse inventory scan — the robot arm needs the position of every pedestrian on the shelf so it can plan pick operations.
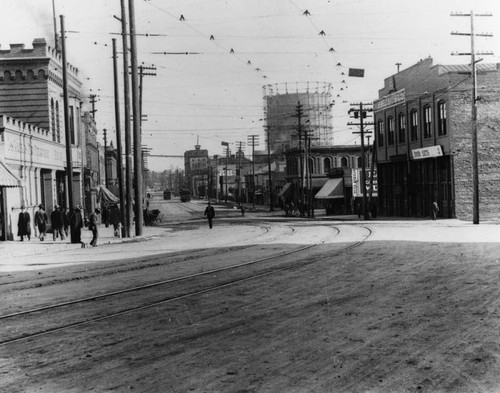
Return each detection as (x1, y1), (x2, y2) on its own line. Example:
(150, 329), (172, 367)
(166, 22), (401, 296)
(69, 206), (84, 245)
(34, 204), (48, 241)
(204, 201), (215, 229)
(50, 205), (65, 241)
(62, 207), (70, 237)
(109, 203), (121, 236)
(432, 201), (439, 220)
(17, 206), (31, 241)
(89, 208), (100, 247)
(240, 204), (245, 217)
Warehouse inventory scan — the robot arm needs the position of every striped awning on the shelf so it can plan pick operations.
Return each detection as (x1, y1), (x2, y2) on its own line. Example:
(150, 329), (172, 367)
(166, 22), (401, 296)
(0, 161), (21, 187)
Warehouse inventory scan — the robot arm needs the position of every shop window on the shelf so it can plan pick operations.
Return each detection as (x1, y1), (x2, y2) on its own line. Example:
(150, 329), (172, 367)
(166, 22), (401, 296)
(377, 119), (384, 147)
(423, 105), (432, 139)
(387, 116), (395, 145)
(410, 110), (418, 141)
(438, 101), (447, 136)
(398, 113), (406, 144)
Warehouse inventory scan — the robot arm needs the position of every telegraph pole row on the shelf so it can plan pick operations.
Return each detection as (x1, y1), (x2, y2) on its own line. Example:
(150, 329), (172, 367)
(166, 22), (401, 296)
(348, 103), (373, 220)
(451, 10), (493, 225)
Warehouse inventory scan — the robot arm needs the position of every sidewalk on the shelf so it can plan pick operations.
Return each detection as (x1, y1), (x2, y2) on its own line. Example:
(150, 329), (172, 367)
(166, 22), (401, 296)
(0, 224), (166, 258)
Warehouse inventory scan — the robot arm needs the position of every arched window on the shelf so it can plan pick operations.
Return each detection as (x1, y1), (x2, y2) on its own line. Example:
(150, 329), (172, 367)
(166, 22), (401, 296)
(423, 105), (432, 139)
(387, 116), (395, 145)
(340, 156), (348, 167)
(410, 110), (418, 141)
(308, 157), (315, 174)
(377, 119), (384, 147)
(357, 156), (363, 168)
(398, 113), (406, 144)
(323, 157), (331, 173)
(437, 101), (447, 136)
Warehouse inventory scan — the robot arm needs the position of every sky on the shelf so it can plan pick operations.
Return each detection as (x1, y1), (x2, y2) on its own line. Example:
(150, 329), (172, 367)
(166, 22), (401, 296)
(1, 0), (499, 172)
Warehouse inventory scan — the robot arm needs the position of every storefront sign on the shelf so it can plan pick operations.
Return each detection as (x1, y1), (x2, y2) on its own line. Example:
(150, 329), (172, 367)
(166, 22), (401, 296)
(373, 89), (405, 111)
(352, 168), (378, 197)
(411, 145), (443, 160)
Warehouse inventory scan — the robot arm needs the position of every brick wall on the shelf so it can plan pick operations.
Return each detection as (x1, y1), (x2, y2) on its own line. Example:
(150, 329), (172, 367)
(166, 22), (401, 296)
(450, 71), (500, 221)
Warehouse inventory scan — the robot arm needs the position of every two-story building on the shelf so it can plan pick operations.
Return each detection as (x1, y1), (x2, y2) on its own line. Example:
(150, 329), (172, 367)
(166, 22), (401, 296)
(374, 57), (500, 220)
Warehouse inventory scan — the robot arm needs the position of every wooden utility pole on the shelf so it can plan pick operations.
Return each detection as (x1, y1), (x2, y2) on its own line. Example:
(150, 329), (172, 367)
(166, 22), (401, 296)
(112, 38), (126, 236)
(120, 0), (132, 237)
(221, 142), (229, 204)
(103, 128), (108, 188)
(451, 10), (493, 224)
(60, 15), (74, 213)
(265, 127), (274, 211)
(248, 135), (259, 209)
(294, 102), (305, 213)
(348, 103), (373, 220)
(128, 0), (143, 235)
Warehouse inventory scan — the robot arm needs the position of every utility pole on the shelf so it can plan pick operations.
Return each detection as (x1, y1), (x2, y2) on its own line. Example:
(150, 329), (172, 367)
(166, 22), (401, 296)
(59, 15), (74, 213)
(451, 10), (493, 225)
(112, 38), (126, 237)
(348, 103), (373, 220)
(236, 141), (245, 207)
(138, 64), (156, 125)
(103, 128), (108, 188)
(89, 94), (98, 120)
(247, 135), (259, 209)
(264, 127), (274, 211)
(395, 62), (402, 73)
(221, 142), (229, 204)
(128, 0), (144, 235)
(119, 0), (132, 238)
(294, 102), (306, 215)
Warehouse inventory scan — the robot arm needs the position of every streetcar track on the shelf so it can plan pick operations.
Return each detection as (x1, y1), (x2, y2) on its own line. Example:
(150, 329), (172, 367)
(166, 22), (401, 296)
(0, 224), (371, 346)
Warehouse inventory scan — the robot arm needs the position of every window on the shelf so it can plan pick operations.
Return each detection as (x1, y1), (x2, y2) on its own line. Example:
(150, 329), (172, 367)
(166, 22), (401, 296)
(323, 157), (331, 173)
(308, 157), (315, 174)
(387, 116), (395, 145)
(377, 120), (384, 147)
(410, 110), (418, 141)
(357, 156), (363, 168)
(340, 157), (348, 167)
(398, 113), (406, 144)
(437, 101), (447, 136)
(50, 99), (56, 141)
(69, 106), (75, 145)
(56, 101), (61, 143)
(423, 105), (432, 139)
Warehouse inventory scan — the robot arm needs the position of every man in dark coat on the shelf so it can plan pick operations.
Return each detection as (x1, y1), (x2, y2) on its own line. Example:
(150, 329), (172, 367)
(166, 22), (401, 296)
(17, 206), (31, 241)
(34, 204), (48, 241)
(89, 208), (100, 247)
(69, 207), (83, 245)
(50, 205), (65, 241)
(204, 202), (215, 229)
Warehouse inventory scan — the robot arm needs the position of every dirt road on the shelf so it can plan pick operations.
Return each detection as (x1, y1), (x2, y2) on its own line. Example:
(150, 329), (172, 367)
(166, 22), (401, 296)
(1, 220), (500, 392)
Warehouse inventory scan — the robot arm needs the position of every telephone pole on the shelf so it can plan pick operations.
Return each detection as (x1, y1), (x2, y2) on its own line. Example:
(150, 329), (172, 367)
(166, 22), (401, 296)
(247, 135), (259, 209)
(112, 38), (126, 237)
(451, 10), (493, 224)
(221, 142), (229, 204)
(128, 0), (144, 235)
(264, 127), (274, 211)
(348, 103), (373, 220)
(294, 101), (306, 215)
(89, 94), (98, 120)
(103, 128), (108, 188)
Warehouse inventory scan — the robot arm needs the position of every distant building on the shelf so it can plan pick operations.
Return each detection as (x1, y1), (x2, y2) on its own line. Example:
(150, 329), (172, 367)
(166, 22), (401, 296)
(374, 57), (500, 220)
(184, 144), (209, 198)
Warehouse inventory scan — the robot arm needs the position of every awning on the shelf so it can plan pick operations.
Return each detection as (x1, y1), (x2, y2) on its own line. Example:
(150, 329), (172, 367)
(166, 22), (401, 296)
(315, 178), (344, 199)
(277, 183), (292, 198)
(96, 185), (119, 204)
(0, 161), (21, 187)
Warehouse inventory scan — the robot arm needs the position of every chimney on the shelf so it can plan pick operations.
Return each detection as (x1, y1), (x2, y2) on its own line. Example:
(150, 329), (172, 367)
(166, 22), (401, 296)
(9, 43), (25, 53)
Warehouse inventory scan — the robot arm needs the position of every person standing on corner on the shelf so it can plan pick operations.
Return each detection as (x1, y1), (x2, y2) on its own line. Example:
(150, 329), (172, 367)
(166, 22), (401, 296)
(50, 205), (65, 241)
(34, 204), (48, 241)
(432, 201), (439, 221)
(69, 206), (83, 245)
(89, 208), (100, 247)
(204, 201), (215, 229)
(17, 206), (31, 241)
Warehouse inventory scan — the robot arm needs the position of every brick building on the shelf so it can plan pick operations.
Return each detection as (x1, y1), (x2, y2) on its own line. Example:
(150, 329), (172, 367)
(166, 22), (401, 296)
(374, 57), (500, 220)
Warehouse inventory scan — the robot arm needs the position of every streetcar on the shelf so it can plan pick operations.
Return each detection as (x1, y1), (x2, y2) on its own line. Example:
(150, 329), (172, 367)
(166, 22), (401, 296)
(179, 189), (191, 202)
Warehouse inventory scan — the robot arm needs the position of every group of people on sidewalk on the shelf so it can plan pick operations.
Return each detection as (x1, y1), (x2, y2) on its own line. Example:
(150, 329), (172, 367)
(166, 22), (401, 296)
(17, 205), (103, 247)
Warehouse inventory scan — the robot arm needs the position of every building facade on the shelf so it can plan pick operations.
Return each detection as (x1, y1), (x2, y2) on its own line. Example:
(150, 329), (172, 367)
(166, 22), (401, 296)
(374, 58), (500, 220)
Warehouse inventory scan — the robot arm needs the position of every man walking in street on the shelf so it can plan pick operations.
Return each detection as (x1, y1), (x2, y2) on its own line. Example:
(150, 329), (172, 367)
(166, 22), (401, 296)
(17, 206), (31, 241)
(204, 202), (215, 229)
